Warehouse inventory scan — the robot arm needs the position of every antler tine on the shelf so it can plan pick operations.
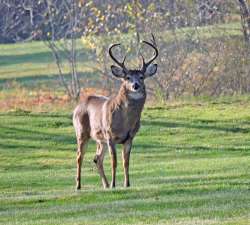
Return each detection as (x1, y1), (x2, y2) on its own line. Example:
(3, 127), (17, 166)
(109, 43), (128, 72)
(141, 35), (159, 71)
(139, 52), (145, 68)
(151, 33), (157, 47)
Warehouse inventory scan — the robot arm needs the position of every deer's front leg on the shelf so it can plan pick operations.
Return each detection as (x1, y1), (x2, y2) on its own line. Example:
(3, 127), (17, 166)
(107, 139), (117, 188)
(122, 139), (132, 187)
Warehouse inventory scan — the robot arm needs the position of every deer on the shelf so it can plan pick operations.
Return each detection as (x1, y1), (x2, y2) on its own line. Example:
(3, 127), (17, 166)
(73, 35), (158, 189)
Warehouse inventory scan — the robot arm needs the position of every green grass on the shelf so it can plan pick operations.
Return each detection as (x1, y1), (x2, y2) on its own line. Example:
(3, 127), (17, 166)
(0, 40), (95, 89)
(0, 99), (250, 225)
(0, 20), (248, 224)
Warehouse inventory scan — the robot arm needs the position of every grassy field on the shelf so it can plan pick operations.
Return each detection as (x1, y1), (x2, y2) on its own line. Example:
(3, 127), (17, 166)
(0, 20), (249, 224)
(0, 98), (250, 225)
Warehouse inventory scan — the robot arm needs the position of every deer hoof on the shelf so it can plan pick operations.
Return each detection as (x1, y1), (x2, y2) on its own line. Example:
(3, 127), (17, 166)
(93, 155), (98, 164)
(76, 184), (81, 190)
(124, 183), (130, 188)
(103, 184), (109, 189)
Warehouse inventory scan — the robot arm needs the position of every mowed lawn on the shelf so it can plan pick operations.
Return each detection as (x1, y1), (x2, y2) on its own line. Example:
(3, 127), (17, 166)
(0, 99), (250, 225)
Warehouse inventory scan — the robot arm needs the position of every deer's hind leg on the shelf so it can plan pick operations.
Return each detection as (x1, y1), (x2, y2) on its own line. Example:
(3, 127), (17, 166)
(73, 112), (90, 190)
(93, 142), (109, 188)
(75, 135), (88, 190)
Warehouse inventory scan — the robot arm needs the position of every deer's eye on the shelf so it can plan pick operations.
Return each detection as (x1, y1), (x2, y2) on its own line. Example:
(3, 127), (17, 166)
(126, 76), (130, 81)
(139, 76), (144, 80)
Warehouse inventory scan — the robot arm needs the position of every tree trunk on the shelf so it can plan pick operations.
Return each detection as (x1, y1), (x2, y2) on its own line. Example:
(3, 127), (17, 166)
(133, 0), (140, 56)
(168, 0), (177, 29)
(238, 0), (250, 45)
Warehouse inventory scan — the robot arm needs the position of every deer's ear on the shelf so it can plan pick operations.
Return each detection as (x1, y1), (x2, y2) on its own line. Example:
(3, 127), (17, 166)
(144, 64), (157, 78)
(111, 65), (125, 78)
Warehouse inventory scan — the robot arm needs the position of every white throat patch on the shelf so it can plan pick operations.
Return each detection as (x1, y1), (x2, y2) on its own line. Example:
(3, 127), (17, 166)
(128, 92), (144, 100)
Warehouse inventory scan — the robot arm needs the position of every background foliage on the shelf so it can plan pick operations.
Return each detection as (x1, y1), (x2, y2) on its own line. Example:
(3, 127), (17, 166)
(0, 0), (250, 101)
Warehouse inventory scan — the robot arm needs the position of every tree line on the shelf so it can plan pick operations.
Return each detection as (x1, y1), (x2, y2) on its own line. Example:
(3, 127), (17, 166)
(1, 0), (247, 43)
(0, 0), (249, 101)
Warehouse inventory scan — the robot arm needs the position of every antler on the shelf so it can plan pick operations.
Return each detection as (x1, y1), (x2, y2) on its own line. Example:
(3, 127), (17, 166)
(109, 43), (128, 72)
(140, 34), (159, 72)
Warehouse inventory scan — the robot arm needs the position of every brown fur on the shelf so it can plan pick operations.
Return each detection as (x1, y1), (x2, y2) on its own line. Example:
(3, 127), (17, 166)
(73, 83), (146, 189)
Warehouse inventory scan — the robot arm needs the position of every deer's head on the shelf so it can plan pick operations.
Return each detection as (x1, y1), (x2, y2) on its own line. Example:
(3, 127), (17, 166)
(109, 35), (158, 97)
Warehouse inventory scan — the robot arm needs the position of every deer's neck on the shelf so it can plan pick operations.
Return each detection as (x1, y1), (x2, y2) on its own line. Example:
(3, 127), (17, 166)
(113, 84), (146, 110)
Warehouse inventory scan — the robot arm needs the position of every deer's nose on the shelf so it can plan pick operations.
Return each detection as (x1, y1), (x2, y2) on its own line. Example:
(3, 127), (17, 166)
(133, 83), (140, 90)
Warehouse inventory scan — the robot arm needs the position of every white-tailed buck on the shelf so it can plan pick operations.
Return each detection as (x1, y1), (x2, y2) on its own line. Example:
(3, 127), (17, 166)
(73, 35), (158, 189)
